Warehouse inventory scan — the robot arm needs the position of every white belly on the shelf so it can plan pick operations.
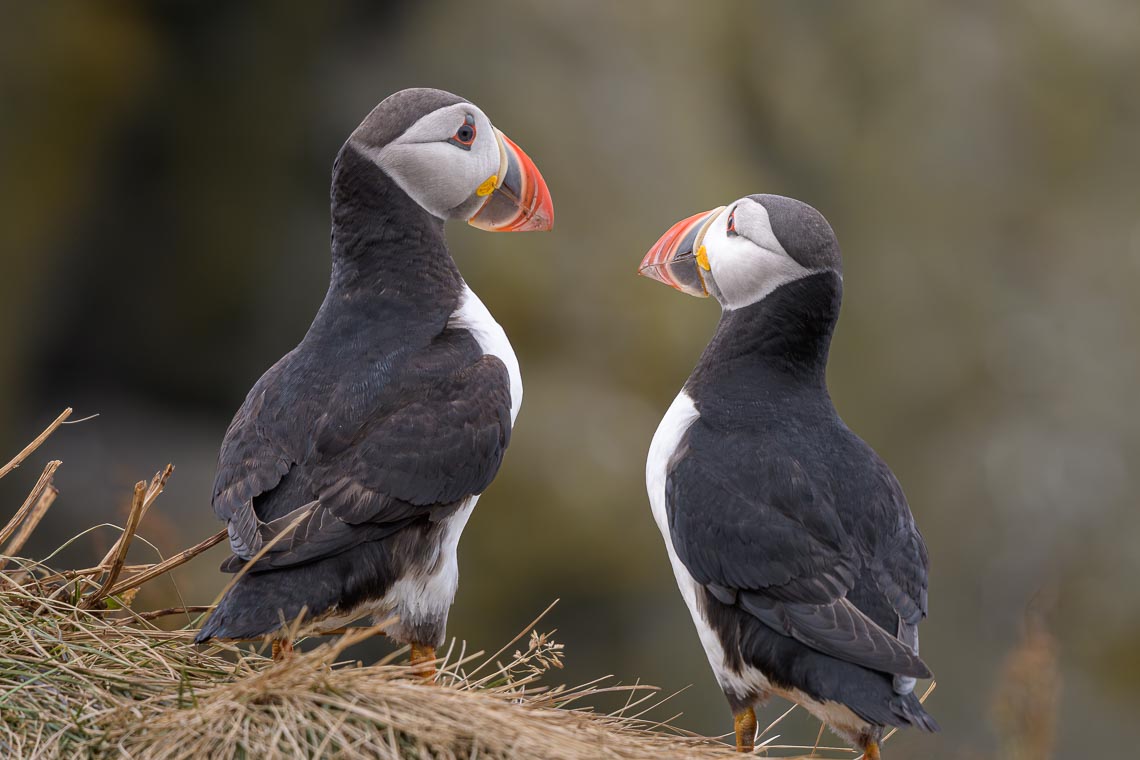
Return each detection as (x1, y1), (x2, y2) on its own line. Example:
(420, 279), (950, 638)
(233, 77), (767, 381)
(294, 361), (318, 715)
(381, 494), (478, 621)
(448, 283), (522, 423)
(647, 391), (771, 701)
(308, 495), (479, 635)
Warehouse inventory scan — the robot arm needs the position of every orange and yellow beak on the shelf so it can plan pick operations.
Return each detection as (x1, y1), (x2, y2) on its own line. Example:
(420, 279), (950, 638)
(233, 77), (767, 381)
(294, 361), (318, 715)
(638, 206), (724, 297)
(468, 130), (554, 232)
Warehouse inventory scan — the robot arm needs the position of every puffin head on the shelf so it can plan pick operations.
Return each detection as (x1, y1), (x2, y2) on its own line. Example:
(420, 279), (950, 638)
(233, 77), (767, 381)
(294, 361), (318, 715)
(638, 195), (840, 308)
(348, 88), (553, 232)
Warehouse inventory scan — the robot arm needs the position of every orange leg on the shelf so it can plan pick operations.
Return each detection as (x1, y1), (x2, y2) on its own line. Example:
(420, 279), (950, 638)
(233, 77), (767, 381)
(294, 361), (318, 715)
(409, 643), (437, 680)
(271, 638), (294, 661)
(733, 707), (757, 752)
(862, 740), (881, 760)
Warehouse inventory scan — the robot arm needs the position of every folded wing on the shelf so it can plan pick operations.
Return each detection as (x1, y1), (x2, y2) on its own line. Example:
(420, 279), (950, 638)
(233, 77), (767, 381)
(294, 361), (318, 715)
(667, 436), (930, 679)
(213, 351), (512, 571)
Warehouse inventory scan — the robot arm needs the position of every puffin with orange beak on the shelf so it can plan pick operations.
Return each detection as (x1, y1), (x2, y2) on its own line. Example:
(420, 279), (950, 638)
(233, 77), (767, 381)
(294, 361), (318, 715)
(640, 195), (937, 756)
(196, 89), (552, 667)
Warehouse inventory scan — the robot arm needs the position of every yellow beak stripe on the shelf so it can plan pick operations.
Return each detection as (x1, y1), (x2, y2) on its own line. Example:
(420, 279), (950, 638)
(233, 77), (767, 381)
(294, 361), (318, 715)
(696, 244), (711, 271)
(476, 175), (498, 197)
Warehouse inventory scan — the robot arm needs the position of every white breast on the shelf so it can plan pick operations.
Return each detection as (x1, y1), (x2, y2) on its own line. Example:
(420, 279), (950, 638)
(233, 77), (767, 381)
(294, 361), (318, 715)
(448, 284), (522, 424)
(647, 392), (771, 701)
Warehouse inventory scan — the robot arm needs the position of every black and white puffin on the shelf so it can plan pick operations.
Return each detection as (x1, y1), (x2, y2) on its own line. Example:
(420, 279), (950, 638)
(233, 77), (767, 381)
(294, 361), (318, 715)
(638, 195), (937, 756)
(195, 88), (553, 669)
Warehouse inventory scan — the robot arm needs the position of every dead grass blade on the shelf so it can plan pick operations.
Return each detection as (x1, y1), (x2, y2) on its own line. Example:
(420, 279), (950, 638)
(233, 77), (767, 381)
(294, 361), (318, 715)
(0, 460), (62, 547)
(0, 408), (71, 480)
(93, 465), (173, 570)
(1, 482), (57, 559)
(81, 480), (147, 609)
(107, 529), (226, 598)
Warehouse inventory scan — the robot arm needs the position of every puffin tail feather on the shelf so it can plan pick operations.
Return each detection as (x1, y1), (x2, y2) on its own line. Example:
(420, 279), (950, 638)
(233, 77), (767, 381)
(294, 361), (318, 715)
(889, 690), (939, 733)
(194, 569), (319, 644)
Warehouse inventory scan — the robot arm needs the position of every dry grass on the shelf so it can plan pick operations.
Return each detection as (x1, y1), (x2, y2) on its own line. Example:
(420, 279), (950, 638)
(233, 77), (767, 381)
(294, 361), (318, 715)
(0, 590), (712, 759)
(990, 608), (1061, 760)
(0, 409), (929, 758)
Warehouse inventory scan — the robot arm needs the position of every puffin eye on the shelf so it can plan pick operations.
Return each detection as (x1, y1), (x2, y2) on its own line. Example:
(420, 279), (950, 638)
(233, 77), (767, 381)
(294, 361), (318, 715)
(726, 210), (739, 237)
(448, 114), (477, 150)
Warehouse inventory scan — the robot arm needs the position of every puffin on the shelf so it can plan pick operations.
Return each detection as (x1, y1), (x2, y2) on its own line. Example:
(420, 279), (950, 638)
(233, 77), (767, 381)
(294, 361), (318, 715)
(638, 195), (937, 756)
(195, 88), (553, 670)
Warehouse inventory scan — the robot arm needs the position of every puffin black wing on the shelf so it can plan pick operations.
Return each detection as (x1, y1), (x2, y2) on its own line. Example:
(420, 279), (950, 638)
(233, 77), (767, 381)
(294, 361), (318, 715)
(666, 428), (931, 679)
(212, 337), (512, 572)
(310, 355), (512, 520)
(211, 352), (315, 561)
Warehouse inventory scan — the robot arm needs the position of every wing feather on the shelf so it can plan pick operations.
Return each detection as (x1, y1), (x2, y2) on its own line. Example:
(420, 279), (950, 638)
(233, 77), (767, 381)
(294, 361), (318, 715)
(667, 423), (931, 679)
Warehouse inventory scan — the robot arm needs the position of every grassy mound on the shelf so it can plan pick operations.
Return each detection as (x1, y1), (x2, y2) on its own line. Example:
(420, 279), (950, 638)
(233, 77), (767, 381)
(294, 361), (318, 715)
(0, 591), (716, 759)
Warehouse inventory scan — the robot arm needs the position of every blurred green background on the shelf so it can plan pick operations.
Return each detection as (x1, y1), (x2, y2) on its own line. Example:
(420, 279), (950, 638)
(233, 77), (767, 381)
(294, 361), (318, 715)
(2, 1), (1138, 756)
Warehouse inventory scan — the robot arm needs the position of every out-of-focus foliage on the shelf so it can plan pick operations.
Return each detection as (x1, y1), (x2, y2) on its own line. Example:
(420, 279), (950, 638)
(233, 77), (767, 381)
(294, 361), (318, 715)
(1, 1), (1138, 756)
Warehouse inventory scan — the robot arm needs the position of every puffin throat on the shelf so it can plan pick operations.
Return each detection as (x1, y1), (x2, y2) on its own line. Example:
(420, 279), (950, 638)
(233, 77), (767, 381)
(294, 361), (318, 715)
(327, 145), (462, 304)
(690, 271), (842, 393)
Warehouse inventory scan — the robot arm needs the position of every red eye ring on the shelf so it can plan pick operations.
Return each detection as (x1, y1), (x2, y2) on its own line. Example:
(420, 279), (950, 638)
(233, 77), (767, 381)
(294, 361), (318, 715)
(449, 114), (477, 150)
(726, 210), (738, 237)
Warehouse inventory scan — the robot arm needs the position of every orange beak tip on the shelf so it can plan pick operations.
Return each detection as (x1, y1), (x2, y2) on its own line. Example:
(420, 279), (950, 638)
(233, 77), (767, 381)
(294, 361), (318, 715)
(639, 208), (720, 297)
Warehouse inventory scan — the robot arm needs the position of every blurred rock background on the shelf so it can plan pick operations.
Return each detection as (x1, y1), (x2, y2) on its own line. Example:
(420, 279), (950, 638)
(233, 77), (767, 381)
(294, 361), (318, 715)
(2, 1), (1138, 756)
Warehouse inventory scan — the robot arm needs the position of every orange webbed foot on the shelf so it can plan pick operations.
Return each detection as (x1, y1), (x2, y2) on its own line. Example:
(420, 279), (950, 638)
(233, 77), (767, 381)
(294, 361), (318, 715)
(733, 706), (757, 752)
(409, 643), (437, 681)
